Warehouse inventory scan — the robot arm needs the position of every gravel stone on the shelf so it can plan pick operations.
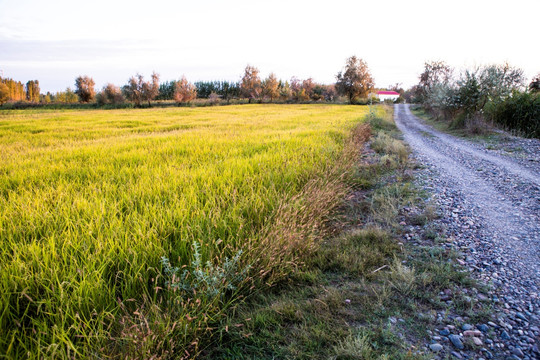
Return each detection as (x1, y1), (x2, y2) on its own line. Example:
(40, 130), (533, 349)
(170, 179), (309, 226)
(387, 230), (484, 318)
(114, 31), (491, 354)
(449, 335), (464, 349)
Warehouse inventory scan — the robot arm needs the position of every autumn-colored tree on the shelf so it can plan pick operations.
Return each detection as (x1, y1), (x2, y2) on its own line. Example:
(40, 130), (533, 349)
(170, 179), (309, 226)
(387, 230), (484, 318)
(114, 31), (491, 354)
(290, 77), (302, 101)
(123, 73), (160, 107)
(262, 73), (279, 101)
(240, 65), (261, 103)
(0, 82), (9, 105)
(142, 72), (160, 105)
(174, 76), (197, 103)
(0, 78), (25, 101)
(74, 75), (96, 103)
(97, 83), (125, 105)
(25, 80), (40, 102)
(336, 56), (375, 104)
(41, 93), (52, 104)
(301, 78), (315, 100)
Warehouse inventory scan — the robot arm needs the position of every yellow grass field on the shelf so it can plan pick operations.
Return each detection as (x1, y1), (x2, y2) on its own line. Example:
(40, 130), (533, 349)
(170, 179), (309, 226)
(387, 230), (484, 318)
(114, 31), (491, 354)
(0, 104), (373, 358)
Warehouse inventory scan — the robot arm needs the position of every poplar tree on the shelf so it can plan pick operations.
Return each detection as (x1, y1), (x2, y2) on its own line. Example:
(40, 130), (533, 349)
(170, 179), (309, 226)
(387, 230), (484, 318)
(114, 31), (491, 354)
(0, 82), (9, 105)
(26, 80), (40, 102)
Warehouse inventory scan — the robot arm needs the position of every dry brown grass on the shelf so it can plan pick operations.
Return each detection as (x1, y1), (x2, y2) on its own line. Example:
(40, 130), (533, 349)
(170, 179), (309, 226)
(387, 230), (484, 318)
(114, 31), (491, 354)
(249, 123), (372, 286)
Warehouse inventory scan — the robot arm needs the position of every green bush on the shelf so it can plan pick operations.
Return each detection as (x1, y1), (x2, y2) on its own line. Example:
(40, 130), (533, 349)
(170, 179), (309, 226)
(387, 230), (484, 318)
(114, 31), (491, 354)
(487, 92), (540, 138)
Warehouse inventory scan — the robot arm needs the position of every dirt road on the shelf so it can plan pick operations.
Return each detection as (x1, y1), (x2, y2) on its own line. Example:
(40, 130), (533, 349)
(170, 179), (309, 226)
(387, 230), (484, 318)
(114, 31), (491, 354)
(394, 104), (540, 358)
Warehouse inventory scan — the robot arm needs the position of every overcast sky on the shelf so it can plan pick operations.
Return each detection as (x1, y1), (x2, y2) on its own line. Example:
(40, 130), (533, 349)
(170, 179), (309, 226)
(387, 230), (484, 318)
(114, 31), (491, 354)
(1, 0), (538, 93)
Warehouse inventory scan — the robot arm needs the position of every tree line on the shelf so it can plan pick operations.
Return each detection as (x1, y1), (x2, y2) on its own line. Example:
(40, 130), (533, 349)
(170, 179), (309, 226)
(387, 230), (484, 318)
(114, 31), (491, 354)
(0, 78), (40, 103)
(412, 60), (539, 137)
(0, 56), (377, 107)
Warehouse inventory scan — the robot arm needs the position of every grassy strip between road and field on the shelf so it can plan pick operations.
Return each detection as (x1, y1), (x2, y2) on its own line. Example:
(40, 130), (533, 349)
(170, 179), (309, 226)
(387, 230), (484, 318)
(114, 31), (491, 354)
(204, 106), (489, 359)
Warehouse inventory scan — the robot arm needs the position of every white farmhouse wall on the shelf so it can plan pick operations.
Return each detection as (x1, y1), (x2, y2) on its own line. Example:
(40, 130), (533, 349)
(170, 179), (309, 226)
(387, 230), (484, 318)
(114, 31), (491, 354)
(378, 94), (400, 102)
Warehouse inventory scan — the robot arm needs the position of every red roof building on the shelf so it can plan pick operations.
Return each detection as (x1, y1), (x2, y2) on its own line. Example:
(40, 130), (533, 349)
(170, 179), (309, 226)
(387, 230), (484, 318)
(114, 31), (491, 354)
(377, 90), (400, 102)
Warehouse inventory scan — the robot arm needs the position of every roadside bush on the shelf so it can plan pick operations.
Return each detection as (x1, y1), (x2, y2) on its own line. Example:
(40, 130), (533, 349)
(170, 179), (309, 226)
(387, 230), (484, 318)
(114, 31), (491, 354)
(487, 92), (540, 138)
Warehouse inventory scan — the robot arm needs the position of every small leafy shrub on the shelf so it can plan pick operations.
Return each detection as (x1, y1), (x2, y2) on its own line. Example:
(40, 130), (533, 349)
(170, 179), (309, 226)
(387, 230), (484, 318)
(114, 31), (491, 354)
(161, 241), (250, 303)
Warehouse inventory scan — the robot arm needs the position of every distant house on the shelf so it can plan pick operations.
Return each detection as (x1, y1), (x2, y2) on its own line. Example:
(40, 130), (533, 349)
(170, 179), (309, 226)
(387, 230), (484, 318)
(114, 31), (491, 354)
(377, 91), (400, 102)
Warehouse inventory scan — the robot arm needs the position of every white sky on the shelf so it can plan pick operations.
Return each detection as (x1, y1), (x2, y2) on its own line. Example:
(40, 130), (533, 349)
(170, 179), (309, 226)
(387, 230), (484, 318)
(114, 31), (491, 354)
(1, 0), (538, 93)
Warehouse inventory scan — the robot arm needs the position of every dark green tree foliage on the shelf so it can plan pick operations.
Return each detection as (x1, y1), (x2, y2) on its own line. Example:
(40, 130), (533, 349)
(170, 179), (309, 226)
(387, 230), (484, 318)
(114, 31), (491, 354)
(25, 80), (40, 102)
(75, 76), (96, 103)
(489, 91), (539, 138)
(194, 81), (240, 100)
(157, 81), (176, 100)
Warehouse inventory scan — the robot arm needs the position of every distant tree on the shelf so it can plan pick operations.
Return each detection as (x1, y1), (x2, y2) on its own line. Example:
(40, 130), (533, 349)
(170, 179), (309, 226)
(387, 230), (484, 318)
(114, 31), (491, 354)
(97, 83), (125, 105)
(74, 75), (96, 103)
(301, 78), (316, 100)
(322, 84), (337, 102)
(0, 82), (9, 105)
(262, 73), (279, 101)
(174, 76), (197, 103)
(157, 81), (175, 100)
(40, 93), (52, 104)
(388, 82), (404, 96)
(55, 88), (78, 103)
(418, 61), (453, 102)
(25, 80), (40, 102)
(142, 72), (160, 105)
(123, 73), (159, 107)
(478, 63), (524, 101)
(240, 65), (261, 103)
(530, 74), (540, 93)
(290, 77), (302, 101)
(336, 56), (375, 104)
(0, 78), (25, 101)
(278, 80), (292, 100)
(312, 84), (324, 101)
(220, 81), (241, 103)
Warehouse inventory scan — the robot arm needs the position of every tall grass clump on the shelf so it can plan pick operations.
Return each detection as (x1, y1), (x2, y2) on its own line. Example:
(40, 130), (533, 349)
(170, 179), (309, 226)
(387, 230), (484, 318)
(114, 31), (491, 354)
(0, 104), (377, 358)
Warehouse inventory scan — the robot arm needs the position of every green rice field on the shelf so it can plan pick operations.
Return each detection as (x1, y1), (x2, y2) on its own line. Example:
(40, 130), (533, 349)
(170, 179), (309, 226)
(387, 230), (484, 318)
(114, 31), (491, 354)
(0, 104), (372, 358)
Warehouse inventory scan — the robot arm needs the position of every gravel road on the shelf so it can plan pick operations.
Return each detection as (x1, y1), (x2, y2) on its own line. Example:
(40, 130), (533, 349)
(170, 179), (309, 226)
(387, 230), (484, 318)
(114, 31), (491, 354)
(394, 104), (540, 359)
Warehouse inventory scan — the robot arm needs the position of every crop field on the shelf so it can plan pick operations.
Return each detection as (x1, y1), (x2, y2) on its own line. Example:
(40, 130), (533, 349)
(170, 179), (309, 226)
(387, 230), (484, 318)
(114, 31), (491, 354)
(0, 104), (375, 358)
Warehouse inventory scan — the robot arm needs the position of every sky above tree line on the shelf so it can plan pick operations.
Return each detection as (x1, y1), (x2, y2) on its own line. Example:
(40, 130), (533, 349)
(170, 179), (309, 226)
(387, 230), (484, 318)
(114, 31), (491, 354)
(1, 0), (538, 93)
